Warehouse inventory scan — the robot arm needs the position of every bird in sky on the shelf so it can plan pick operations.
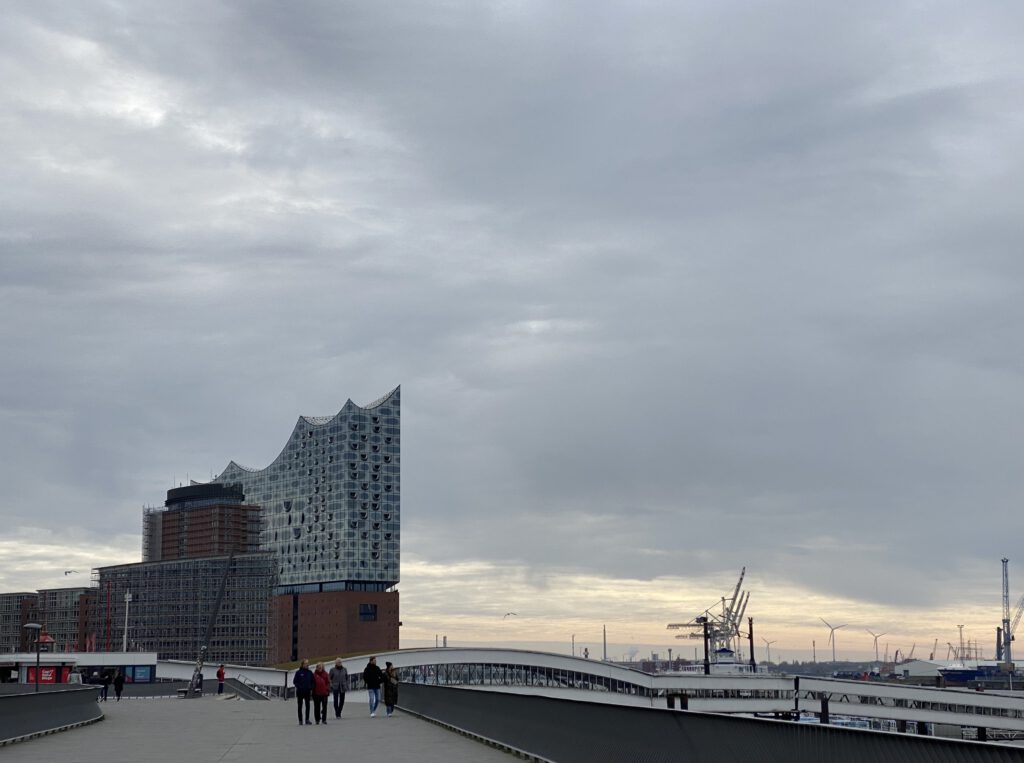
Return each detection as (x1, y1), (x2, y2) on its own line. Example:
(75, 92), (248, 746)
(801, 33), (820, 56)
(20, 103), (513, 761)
(64, 570), (78, 575)
(503, 612), (517, 618)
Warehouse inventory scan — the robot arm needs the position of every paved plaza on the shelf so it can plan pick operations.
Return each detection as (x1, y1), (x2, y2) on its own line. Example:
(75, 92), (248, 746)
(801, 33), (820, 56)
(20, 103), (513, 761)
(3, 695), (515, 762)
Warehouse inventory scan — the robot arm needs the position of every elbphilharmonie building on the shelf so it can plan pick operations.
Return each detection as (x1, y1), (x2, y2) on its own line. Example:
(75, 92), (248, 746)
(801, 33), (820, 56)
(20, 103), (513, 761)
(83, 386), (401, 665)
(214, 386), (401, 592)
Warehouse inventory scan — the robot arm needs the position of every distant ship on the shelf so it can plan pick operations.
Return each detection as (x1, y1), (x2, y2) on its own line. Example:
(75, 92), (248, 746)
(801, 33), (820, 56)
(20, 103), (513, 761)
(669, 647), (765, 675)
(937, 661), (1003, 683)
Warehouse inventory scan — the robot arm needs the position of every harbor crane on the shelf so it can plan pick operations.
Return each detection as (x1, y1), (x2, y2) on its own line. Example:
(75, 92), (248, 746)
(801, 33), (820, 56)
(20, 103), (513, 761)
(1003, 558), (1013, 668)
(996, 558), (1024, 668)
(1011, 594), (1024, 638)
(667, 567), (751, 658)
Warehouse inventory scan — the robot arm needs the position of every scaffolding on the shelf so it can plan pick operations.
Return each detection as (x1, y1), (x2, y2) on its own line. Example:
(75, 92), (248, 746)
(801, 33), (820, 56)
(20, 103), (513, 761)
(90, 553), (278, 665)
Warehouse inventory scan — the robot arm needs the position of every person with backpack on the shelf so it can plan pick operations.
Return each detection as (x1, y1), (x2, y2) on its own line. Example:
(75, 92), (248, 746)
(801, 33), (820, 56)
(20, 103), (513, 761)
(362, 656), (384, 717)
(382, 662), (399, 717)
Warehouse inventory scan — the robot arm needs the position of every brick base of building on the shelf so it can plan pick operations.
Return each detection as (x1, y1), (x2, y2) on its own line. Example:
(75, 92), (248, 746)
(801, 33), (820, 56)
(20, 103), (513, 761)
(268, 590), (399, 665)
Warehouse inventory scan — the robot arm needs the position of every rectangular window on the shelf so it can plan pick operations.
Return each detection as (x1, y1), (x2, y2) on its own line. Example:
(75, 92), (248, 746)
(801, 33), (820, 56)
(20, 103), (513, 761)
(359, 604), (378, 622)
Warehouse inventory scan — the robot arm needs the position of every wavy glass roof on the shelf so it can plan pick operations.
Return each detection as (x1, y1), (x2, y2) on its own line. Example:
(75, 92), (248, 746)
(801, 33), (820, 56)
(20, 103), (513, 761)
(213, 385), (400, 589)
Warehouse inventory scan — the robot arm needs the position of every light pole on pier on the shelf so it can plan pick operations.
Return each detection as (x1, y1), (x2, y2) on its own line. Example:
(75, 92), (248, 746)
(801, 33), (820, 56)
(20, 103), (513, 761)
(23, 623), (42, 692)
(122, 592), (133, 652)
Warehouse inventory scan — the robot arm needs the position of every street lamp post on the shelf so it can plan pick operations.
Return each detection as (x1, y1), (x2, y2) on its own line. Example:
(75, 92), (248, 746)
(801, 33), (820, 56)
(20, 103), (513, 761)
(122, 592), (133, 652)
(571, 634), (575, 657)
(23, 623), (42, 692)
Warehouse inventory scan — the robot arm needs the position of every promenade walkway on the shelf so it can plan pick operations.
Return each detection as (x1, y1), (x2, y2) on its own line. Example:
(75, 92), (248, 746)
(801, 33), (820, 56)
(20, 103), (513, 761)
(2, 695), (514, 762)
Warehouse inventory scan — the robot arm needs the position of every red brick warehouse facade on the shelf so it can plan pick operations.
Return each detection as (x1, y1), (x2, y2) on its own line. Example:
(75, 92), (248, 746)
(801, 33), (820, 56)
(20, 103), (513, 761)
(269, 590), (399, 664)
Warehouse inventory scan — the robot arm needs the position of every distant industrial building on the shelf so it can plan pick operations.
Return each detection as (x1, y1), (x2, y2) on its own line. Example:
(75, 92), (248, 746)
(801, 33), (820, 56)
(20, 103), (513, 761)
(0, 588), (94, 655)
(35, 587), (94, 653)
(0, 593), (38, 652)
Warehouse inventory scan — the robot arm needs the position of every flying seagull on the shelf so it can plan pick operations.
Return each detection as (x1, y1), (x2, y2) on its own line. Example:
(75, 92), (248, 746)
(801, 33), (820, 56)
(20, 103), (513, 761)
(64, 570), (78, 575)
(503, 612), (517, 618)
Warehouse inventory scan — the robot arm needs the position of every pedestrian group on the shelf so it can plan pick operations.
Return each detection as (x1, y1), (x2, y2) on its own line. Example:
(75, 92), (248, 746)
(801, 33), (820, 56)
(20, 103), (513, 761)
(291, 656), (398, 725)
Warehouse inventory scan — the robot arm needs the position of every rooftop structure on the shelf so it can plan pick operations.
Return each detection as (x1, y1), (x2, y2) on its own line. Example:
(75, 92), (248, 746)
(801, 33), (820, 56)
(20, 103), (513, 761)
(143, 483), (262, 562)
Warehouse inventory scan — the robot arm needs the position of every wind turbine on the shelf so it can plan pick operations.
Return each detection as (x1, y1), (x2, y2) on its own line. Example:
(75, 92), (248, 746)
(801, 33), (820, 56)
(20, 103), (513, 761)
(820, 618), (847, 663)
(865, 629), (887, 662)
(761, 637), (777, 665)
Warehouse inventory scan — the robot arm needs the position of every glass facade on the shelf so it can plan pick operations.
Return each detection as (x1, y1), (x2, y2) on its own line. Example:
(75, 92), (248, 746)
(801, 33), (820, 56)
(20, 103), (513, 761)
(214, 386), (400, 590)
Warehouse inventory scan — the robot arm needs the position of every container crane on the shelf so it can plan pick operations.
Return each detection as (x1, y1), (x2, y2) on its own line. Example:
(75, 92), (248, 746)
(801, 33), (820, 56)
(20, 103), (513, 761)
(1003, 558), (1013, 669)
(667, 567), (750, 658)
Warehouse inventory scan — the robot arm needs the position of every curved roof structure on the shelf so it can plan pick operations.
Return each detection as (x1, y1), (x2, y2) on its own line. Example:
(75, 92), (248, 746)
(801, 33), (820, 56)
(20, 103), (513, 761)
(214, 386), (400, 589)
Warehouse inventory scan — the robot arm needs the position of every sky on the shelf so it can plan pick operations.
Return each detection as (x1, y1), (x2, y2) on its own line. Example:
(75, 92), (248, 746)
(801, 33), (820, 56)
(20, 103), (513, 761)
(2, 1), (1024, 663)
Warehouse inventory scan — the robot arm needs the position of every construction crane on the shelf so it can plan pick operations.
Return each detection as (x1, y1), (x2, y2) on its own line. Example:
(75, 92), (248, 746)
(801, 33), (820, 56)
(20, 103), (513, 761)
(1010, 592), (1024, 637)
(667, 568), (751, 658)
(185, 551), (235, 698)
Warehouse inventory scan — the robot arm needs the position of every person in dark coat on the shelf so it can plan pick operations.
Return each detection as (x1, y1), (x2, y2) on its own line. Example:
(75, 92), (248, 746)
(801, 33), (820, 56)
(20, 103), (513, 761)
(312, 663), (330, 725)
(362, 656), (384, 717)
(113, 670), (125, 702)
(383, 662), (399, 717)
(100, 671), (111, 701)
(329, 659), (348, 718)
(293, 659), (314, 725)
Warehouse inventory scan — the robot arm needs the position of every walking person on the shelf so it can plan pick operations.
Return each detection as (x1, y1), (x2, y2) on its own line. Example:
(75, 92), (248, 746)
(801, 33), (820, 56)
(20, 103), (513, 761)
(312, 663), (330, 725)
(100, 671), (110, 701)
(329, 658), (348, 718)
(383, 662), (399, 718)
(362, 656), (384, 717)
(113, 670), (125, 702)
(293, 659), (314, 726)
(216, 664), (225, 695)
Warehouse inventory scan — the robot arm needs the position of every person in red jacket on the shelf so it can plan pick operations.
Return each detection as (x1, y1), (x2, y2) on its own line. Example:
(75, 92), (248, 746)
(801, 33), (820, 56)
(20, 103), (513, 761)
(312, 663), (331, 725)
(216, 665), (225, 695)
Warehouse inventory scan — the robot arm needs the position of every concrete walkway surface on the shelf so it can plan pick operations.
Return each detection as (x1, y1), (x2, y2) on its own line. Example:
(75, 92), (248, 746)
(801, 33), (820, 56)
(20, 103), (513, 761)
(1, 696), (515, 762)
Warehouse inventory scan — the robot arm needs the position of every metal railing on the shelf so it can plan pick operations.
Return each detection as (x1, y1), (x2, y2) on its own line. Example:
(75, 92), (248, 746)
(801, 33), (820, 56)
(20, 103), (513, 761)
(0, 686), (102, 745)
(399, 684), (1024, 763)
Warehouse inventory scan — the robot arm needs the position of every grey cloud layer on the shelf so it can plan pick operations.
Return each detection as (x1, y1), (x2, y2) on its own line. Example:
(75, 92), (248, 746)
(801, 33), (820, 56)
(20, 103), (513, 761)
(2, 1), (1024, 612)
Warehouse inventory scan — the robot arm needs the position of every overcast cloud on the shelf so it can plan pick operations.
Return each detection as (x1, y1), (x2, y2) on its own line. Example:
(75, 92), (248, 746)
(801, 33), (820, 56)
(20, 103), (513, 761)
(2, 1), (1024, 659)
